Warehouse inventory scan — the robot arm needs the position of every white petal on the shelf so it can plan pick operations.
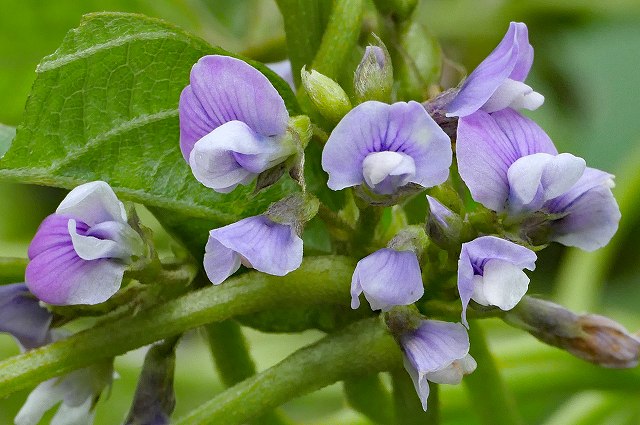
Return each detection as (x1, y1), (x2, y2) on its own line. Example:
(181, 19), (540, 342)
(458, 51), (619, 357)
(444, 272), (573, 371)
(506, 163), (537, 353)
(362, 151), (415, 187)
(51, 398), (94, 425)
(471, 274), (490, 306)
(482, 78), (544, 113)
(56, 181), (127, 226)
(15, 379), (65, 425)
(540, 153), (585, 200)
(68, 220), (125, 261)
(481, 259), (530, 311)
(507, 153), (554, 206)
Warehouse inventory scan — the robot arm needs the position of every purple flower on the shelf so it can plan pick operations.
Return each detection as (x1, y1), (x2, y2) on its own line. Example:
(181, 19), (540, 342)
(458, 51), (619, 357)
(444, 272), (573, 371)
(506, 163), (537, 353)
(25, 181), (145, 306)
(458, 236), (537, 326)
(179, 55), (296, 193)
(15, 354), (113, 425)
(203, 215), (303, 285)
(456, 108), (620, 251)
(400, 320), (476, 410)
(446, 22), (544, 117)
(322, 101), (452, 195)
(0, 283), (52, 350)
(351, 248), (424, 311)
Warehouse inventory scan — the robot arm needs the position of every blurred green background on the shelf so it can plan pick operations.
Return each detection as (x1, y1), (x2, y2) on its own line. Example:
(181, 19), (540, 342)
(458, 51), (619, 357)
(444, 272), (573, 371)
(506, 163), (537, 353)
(1, 0), (640, 424)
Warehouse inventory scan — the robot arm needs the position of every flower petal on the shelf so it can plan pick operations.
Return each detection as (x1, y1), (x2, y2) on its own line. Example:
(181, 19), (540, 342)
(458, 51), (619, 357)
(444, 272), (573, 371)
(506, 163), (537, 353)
(0, 283), (52, 350)
(456, 109), (557, 211)
(425, 354), (477, 385)
(179, 55), (289, 159)
(207, 216), (303, 279)
(68, 219), (143, 261)
(15, 379), (66, 425)
(446, 22), (533, 117)
(351, 248), (424, 311)
(322, 101), (451, 191)
(203, 236), (242, 285)
(479, 259), (530, 310)
(401, 320), (469, 411)
(481, 79), (544, 113)
(506, 152), (585, 212)
(546, 168), (620, 251)
(189, 120), (291, 193)
(26, 220), (125, 305)
(362, 151), (416, 194)
(490, 108), (557, 156)
(458, 236), (536, 325)
(402, 355), (431, 411)
(56, 181), (126, 226)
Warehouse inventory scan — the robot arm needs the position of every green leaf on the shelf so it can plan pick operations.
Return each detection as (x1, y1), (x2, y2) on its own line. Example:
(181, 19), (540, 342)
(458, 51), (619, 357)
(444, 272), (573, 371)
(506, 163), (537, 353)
(0, 12), (300, 255)
(0, 124), (15, 158)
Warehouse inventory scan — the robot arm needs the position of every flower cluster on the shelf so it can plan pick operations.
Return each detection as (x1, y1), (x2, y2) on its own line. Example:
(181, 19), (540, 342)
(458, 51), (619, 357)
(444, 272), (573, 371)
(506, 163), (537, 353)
(10, 19), (627, 423)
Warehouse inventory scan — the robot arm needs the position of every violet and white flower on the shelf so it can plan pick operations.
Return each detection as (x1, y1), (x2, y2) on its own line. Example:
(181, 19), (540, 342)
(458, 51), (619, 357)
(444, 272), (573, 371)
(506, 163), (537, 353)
(446, 22), (544, 117)
(204, 215), (303, 285)
(179, 55), (296, 193)
(458, 236), (537, 326)
(322, 101), (452, 195)
(400, 320), (476, 410)
(0, 283), (52, 350)
(15, 359), (114, 425)
(25, 181), (145, 306)
(456, 108), (621, 251)
(351, 248), (424, 311)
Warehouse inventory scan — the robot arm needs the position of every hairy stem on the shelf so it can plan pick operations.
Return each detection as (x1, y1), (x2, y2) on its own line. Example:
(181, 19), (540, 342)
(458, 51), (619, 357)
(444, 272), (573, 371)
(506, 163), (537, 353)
(203, 321), (291, 425)
(174, 317), (400, 425)
(0, 256), (355, 397)
(344, 374), (393, 424)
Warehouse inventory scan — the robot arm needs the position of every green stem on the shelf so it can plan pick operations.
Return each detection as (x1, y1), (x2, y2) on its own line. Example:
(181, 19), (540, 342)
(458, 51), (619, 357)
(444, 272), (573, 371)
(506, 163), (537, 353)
(203, 320), (256, 387)
(343, 374), (393, 424)
(275, 0), (327, 86)
(311, 0), (364, 79)
(174, 317), (401, 425)
(391, 369), (436, 425)
(465, 324), (522, 425)
(0, 257), (28, 284)
(0, 256), (355, 397)
(353, 203), (384, 255)
(203, 321), (291, 425)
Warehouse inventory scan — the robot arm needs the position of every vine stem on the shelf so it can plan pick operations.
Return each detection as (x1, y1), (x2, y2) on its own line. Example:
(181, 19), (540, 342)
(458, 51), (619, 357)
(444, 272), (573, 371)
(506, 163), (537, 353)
(174, 317), (401, 425)
(0, 256), (356, 397)
(203, 321), (292, 425)
(0, 257), (27, 284)
(464, 324), (523, 425)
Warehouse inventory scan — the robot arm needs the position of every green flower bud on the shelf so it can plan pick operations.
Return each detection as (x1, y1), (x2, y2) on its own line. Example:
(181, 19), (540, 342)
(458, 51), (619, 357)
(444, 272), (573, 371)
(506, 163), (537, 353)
(354, 35), (393, 103)
(301, 66), (352, 123)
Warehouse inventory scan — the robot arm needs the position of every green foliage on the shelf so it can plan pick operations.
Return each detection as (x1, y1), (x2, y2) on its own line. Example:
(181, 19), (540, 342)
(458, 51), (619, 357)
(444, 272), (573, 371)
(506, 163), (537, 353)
(0, 125), (15, 157)
(0, 12), (300, 254)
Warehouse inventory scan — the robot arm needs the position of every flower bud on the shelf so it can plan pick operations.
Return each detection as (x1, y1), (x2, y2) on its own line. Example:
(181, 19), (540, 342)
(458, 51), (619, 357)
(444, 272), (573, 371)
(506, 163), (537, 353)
(301, 66), (352, 123)
(426, 195), (463, 250)
(354, 36), (393, 103)
(504, 297), (640, 368)
(125, 338), (178, 425)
